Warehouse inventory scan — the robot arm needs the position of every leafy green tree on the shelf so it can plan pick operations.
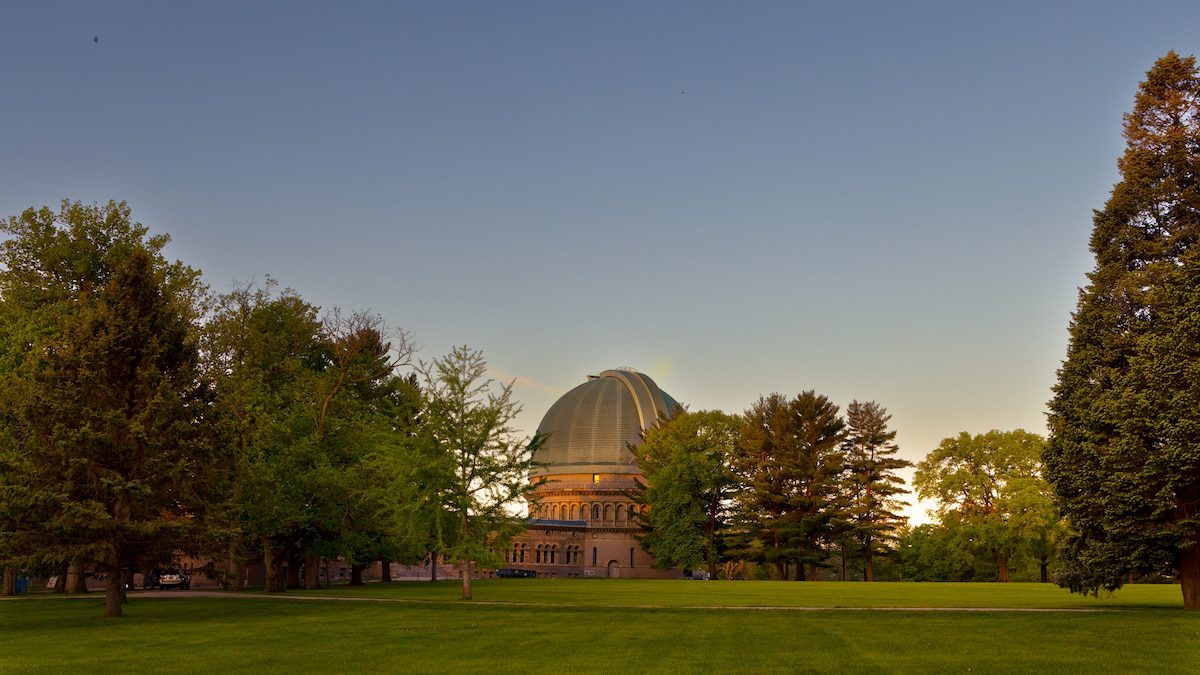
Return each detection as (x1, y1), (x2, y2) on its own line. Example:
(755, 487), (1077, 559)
(0, 200), (213, 617)
(418, 346), (543, 599)
(202, 283), (326, 590)
(731, 391), (846, 580)
(896, 524), (976, 581)
(205, 287), (419, 592)
(1046, 51), (1200, 609)
(838, 400), (911, 581)
(634, 410), (742, 578)
(914, 430), (1051, 582)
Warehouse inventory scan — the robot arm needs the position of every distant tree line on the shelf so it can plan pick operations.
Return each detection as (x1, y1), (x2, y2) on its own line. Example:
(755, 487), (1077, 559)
(633, 394), (914, 582)
(635, 407), (1066, 584)
(0, 201), (539, 615)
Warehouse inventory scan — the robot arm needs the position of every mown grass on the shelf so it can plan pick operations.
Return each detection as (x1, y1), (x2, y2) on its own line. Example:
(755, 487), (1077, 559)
(295, 578), (1186, 610)
(2, 582), (1198, 674)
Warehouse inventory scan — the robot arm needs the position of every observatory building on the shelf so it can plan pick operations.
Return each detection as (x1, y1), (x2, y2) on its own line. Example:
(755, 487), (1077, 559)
(504, 368), (682, 578)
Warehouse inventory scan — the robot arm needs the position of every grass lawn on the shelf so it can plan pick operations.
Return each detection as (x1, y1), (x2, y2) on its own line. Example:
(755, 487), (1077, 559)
(295, 578), (1187, 610)
(3, 581), (1198, 673)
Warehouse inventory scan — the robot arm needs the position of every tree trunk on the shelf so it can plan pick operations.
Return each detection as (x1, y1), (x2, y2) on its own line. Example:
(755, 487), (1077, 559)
(286, 554), (301, 589)
(2, 566), (16, 596)
(796, 563), (806, 581)
(226, 556), (245, 592)
(461, 559), (473, 599)
(68, 561), (89, 593)
(104, 553), (122, 618)
(430, 551), (438, 582)
(1180, 539), (1200, 611)
(706, 555), (717, 581)
(350, 563), (366, 586)
(840, 547), (848, 581)
(54, 560), (68, 593)
(1039, 557), (1049, 584)
(996, 554), (1011, 583)
(380, 558), (392, 583)
(304, 554), (320, 589)
(865, 546), (875, 582)
(774, 561), (786, 581)
(264, 543), (286, 593)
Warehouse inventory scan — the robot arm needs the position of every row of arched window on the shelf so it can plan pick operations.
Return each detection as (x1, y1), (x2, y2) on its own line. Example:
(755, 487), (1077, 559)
(535, 502), (647, 523)
(505, 542), (585, 565)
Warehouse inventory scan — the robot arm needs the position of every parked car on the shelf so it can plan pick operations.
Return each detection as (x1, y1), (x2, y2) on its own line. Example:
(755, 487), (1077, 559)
(146, 568), (191, 590)
(495, 568), (536, 578)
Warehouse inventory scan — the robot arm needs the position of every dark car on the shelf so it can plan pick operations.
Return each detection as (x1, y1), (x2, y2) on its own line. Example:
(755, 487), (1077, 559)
(495, 568), (536, 578)
(145, 568), (191, 590)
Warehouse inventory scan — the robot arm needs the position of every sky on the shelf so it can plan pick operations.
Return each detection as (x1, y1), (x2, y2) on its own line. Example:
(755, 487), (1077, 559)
(3, 1), (1199, 522)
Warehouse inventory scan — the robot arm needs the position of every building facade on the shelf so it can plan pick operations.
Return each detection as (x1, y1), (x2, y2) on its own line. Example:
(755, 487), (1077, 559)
(503, 368), (682, 579)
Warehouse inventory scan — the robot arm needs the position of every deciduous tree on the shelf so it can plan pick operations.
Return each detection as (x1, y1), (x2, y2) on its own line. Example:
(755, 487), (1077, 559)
(418, 346), (543, 599)
(914, 430), (1050, 582)
(634, 409), (742, 578)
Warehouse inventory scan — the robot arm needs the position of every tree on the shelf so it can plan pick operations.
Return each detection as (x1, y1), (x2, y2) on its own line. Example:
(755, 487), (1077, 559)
(914, 430), (1052, 582)
(204, 285), (419, 592)
(838, 400), (911, 581)
(731, 391), (846, 580)
(1046, 52), (1200, 609)
(418, 346), (542, 599)
(0, 200), (214, 617)
(633, 410), (742, 578)
(896, 523), (976, 582)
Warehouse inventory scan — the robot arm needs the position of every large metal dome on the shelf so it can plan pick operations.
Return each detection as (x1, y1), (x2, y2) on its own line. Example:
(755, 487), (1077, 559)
(533, 369), (680, 476)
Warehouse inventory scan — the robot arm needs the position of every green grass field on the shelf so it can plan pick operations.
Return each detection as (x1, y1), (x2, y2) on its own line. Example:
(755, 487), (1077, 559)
(3, 581), (1198, 673)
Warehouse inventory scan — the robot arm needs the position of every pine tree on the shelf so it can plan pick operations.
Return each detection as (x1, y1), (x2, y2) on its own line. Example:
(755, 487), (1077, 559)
(840, 401), (911, 581)
(1045, 52), (1200, 609)
(732, 391), (845, 580)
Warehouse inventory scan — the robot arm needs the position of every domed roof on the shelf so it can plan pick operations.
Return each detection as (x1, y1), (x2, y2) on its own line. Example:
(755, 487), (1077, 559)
(533, 369), (680, 476)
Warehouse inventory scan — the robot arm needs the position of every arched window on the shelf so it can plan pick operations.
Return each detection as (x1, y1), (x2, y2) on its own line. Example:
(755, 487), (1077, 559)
(569, 504), (577, 520)
(550, 545), (558, 564)
(616, 505), (625, 523)
(628, 505), (636, 520)
(630, 547), (635, 567)
(519, 543), (526, 563)
(591, 504), (600, 520)
(592, 547), (597, 567)
(604, 504), (613, 523)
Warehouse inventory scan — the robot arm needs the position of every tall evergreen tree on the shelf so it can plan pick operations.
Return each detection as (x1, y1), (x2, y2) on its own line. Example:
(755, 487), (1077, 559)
(0, 201), (214, 617)
(1045, 52), (1200, 609)
(731, 391), (845, 580)
(839, 400), (911, 581)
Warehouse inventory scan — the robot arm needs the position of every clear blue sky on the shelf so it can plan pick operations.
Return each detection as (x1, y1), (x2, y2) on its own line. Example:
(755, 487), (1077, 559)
(4, 1), (1198, 520)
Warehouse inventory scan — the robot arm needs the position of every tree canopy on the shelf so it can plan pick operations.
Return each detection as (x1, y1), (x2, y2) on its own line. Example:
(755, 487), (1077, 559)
(915, 430), (1058, 582)
(1045, 51), (1200, 609)
(0, 201), (213, 617)
(634, 409), (742, 578)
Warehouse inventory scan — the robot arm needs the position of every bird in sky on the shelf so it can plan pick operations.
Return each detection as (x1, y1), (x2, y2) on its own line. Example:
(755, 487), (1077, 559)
(93, 35), (99, 43)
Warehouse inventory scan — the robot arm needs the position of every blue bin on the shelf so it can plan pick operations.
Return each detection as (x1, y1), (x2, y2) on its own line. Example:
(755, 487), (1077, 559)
(15, 578), (28, 594)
